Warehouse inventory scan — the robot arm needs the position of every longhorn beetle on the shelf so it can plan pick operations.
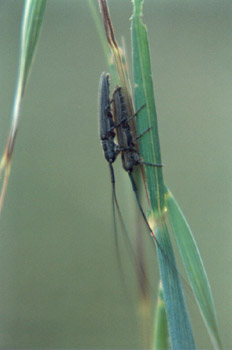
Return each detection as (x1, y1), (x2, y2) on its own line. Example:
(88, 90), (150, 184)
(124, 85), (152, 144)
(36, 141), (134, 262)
(98, 72), (118, 186)
(111, 86), (162, 242)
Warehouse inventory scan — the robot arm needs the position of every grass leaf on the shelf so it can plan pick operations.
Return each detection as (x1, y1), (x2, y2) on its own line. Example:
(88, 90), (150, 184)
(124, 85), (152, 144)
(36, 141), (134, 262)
(131, 0), (195, 348)
(165, 188), (223, 349)
(0, 0), (46, 212)
(152, 282), (169, 350)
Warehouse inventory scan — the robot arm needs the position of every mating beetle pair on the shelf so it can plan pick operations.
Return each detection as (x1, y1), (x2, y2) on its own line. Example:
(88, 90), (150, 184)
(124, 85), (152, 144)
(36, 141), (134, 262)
(98, 71), (163, 246)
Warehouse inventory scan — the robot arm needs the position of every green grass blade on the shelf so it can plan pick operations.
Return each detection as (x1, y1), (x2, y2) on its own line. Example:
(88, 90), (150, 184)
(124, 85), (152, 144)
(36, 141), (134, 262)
(152, 282), (169, 350)
(131, 1), (195, 348)
(14, 0), (46, 119)
(16, 0), (46, 99)
(0, 0), (46, 213)
(21, 0), (46, 81)
(9, 0), (46, 142)
(153, 218), (195, 349)
(165, 188), (223, 350)
(131, 0), (164, 213)
(10, 0), (46, 137)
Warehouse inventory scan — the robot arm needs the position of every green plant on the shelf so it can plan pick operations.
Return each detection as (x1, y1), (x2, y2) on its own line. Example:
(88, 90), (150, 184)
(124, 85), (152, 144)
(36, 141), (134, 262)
(0, 0), (46, 212)
(94, 0), (223, 348)
(0, 1), (223, 348)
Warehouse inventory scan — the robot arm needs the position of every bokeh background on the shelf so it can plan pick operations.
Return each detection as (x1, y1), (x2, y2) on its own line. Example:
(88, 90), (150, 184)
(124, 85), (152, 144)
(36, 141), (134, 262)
(0, 0), (231, 348)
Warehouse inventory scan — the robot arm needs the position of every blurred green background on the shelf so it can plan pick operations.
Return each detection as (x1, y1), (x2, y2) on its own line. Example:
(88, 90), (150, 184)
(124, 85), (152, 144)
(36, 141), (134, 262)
(0, 0), (231, 348)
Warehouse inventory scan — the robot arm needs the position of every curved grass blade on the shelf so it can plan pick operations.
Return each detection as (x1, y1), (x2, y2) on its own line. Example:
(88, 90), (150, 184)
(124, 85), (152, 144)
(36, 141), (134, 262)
(131, 0), (195, 348)
(165, 188), (223, 349)
(0, 0), (46, 212)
